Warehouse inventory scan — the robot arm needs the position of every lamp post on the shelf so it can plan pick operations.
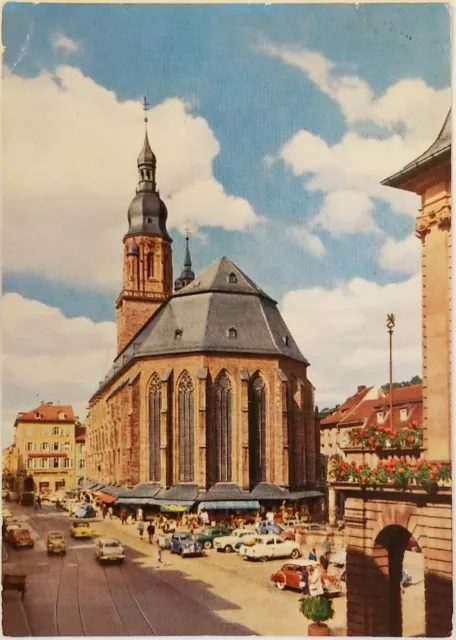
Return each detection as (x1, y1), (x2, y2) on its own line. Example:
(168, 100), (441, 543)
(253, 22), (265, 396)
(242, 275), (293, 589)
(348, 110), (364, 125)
(386, 314), (396, 432)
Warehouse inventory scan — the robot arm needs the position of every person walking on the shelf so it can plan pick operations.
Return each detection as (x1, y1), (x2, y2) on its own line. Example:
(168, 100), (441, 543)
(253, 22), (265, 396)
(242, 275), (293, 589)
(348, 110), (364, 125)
(319, 553), (329, 573)
(37, 494), (42, 509)
(108, 506), (113, 519)
(300, 564), (310, 596)
(322, 536), (331, 556)
(156, 546), (163, 567)
(309, 565), (324, 597)
(147, 522), (155, 545)
(137, 520), (145, 540)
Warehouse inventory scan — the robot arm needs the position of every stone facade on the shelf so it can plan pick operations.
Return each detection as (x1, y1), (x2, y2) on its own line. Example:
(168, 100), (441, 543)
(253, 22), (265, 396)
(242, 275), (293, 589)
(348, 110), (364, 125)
(86, 353), (317, 491)
(334, 112), (452, 636)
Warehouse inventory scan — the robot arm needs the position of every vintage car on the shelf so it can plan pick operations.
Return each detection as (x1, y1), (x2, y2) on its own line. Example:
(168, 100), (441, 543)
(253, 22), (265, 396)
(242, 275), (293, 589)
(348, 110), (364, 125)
(73, 504), (97, 519)
(271, 559), (317, 590)
(256, 520), (284, 536)
(95, 537), (125, 563)
(213, 529), (256, 553)
(47, 531), (66, 555)
(240, 534), (300, 561)
(170, 532), (203, 557)
(5, 524), (34, 549)
(69, 520), (93, 538)
(195, 526), (231, 549)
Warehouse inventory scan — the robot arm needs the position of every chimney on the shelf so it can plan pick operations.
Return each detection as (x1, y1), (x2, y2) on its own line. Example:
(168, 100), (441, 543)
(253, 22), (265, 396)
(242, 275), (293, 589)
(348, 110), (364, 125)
(357, 385), (367, 393)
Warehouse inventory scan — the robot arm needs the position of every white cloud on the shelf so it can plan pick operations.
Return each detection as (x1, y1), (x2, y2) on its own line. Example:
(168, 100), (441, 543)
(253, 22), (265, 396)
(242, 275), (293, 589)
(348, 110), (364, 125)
(312, 190), (381, 236)
(2, 293), (117, 445)
(281, 274), (421, 409)
(3, 66), (261, 289)
(379, 234), (420, 275)
(287, 225), (326, 257)
(51, 33), (80, 53)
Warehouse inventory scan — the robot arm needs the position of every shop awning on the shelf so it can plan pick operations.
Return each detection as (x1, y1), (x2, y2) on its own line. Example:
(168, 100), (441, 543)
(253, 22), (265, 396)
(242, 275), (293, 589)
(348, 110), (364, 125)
(288, 490), (325, 500)
(116, 497), (157, 506)
(198, 500), (260, 511)
(97, 492), (117, 504)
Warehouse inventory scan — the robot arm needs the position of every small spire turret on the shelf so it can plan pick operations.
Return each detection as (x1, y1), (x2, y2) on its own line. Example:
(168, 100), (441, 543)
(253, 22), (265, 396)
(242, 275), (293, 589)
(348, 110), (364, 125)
(174, 231), (195, 292)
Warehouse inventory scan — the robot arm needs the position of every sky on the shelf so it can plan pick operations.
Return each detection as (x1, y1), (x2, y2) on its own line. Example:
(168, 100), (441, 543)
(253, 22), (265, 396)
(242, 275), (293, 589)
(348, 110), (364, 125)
(2, 2), (451, 445)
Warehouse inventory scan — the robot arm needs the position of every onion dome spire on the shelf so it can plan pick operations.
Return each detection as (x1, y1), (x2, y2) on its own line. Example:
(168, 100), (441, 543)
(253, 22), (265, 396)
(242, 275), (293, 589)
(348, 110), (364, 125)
(174, 230), (195, 291)
(126, 96), (171, 241)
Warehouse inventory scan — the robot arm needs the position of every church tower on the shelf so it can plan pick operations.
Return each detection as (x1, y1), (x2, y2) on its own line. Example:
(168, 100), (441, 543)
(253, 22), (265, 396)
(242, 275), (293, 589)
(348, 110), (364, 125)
(116, 99), (173, 354)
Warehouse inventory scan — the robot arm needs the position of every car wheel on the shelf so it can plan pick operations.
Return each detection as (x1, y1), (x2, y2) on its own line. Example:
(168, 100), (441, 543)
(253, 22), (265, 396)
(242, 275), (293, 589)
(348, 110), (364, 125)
(276, 581), (286, 590)
(260, 555), (270, 562)
(224, 545), (233, 554)
(203, 541), (212, 550)
(290, 549), (300, 559)
(242, 555), (249, 561)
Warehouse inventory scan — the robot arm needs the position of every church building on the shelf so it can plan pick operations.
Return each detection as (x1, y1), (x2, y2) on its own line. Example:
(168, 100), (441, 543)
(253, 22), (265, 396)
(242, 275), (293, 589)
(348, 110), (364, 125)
(86, 119), (319, 508)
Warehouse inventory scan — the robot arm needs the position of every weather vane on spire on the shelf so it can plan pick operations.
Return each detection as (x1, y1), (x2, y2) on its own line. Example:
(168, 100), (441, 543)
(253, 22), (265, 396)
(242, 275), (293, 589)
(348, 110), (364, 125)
(143, 96), (149, 125)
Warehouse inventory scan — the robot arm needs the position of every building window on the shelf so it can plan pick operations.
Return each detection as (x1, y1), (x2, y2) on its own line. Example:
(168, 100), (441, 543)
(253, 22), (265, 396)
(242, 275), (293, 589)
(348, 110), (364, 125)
(212, 371), (232, 483)
(149, 373), (161, 482)
(43, 427), (49, 437)
(377, 411), (384, 424)
(248, 372), (267, 488)
(53, 442), (59, 451)
(52, 427), (60, 436)
(228, 273), (237, 284)
(228, 327), (237, 339)
(27, 427), (33, 437)
(147, 253), (154, 278)
(400, 408), (408, 421)
(174, 329), (183, 340)
(178, 371), (195, 482)
(64, 442), (71, 451)
(26, 442), (33, 451)
(78, 459), (85, 469)
(53, 458), (59, 468)
(42, 458), (49, 468)
(26, 458), (32, 469)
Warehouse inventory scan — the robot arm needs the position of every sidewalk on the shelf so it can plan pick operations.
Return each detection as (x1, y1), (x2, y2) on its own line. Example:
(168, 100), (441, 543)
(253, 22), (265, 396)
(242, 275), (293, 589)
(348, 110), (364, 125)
(2, 592), (32, 637)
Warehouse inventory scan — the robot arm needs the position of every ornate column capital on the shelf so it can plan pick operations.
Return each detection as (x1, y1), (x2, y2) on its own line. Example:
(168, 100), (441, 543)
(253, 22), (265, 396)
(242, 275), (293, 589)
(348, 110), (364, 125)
(416, 197), (451, 240)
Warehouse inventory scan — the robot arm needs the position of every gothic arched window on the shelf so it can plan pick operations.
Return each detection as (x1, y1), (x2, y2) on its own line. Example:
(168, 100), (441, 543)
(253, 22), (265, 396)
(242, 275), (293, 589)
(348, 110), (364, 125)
(248, 372), (267, 488)
(178, 371), (195, 482)
(214, 371), (233, 482)
(149, 373), (161, 481)
(147, 253), (154, 278)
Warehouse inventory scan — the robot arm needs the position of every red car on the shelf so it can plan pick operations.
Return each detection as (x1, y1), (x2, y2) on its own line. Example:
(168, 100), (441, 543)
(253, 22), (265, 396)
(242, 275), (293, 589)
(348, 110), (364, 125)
(5, 525), (34, 549)
(271, 559), (317, 590)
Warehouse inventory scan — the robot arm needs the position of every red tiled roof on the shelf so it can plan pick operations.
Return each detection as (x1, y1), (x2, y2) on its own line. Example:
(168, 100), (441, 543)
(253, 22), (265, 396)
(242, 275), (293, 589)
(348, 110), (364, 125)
(27, 452), (68, 458)
(15, 403), (75, 425)
(75, 425), (86, 442)
(339, 398), (380, 425)
(383, 383), (422, 404)
(321, 386), (374, 425)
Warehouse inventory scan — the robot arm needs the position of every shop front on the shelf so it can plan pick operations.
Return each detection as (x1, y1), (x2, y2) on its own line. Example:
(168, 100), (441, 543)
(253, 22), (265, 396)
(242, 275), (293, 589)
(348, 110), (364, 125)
(197, 500), (260, 526)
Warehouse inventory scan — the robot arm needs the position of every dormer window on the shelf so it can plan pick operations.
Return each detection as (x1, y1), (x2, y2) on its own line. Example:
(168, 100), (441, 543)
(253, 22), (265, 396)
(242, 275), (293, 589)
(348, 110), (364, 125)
(147, 217), (153, 224)
(282, 336), (289, 346)
(377, 411), (384, 424)
(228, 327), (237, 339)
(174, 329), (183, 340)
(400, 408), (408, 422)
(228, 273), (237, 284)
(35, 412), (41, 419)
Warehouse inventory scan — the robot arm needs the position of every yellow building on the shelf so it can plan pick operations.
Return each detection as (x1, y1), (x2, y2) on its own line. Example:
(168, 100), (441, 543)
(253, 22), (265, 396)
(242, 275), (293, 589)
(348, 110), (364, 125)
(14, 402), (78, 494)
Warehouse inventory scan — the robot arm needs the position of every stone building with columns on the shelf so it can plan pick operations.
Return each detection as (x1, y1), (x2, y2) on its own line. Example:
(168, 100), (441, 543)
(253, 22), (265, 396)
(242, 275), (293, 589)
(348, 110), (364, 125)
(332, 111), (452, 637)
(86, 127), (320, 508)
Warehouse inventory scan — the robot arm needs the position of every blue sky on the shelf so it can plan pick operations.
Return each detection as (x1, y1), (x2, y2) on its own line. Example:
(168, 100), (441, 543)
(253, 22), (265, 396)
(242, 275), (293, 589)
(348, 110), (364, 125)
(1, 3), (451, 439)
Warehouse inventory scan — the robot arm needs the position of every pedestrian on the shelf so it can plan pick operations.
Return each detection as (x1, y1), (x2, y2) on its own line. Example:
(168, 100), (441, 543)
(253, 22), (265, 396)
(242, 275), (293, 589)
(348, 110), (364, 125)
(309, 565), (324, 597)
(319, 554), (329, 573)
(147, 521), (155, 544)
(108, 506), (113, 519)
(308, 548), (317, 561)
(156, 546), (163, 567)
(322, 536), (331, 556)
(300, 564), (310, 597)
(137, 520), (145, 540)
(37, 494), (42, 509)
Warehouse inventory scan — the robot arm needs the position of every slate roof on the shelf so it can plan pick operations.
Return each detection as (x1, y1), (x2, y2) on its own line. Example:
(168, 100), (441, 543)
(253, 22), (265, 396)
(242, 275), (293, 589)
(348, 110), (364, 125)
(92, 257), (308, 398)
(117, 482), (161, 499)
(155, 484), (200, 501)
(250, 482), (291, 500)
(382, 109), (451, 188)
(197, 483), (251, 502)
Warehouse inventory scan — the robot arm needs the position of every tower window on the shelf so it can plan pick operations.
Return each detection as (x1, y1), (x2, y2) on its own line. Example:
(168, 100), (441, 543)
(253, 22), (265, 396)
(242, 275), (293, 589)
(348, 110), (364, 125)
(283, 336), (289, 346)
(147, 253), (154, 278)
(147, 217), (153, 224)
(228, 327), (237, 339)
(228, 273), (238, 284)
(175, 329), (183, 340)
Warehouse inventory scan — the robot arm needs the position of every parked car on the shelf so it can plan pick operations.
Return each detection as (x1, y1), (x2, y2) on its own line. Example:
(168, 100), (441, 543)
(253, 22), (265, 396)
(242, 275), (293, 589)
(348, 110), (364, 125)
(213, 529), (256, 553)
(47, 531), (66, 555)
(95, 537), (125, 563)
(256, 520), (284, 535)
(170, 532), (203, 557)
(281, 524), (309, 541)
(5, 524), (34, 549)
(195, 526), (231, 549)
(73, 504), (97, 519)
(69, 521), (93, 538)
(240, 535), (300, 561)
(271, 559), (317, 591)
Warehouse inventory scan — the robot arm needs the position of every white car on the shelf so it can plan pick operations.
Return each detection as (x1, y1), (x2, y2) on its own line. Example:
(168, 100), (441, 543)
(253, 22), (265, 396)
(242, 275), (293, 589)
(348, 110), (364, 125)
(95, 537), (125, 563)
(240, 535), (301, 562)
(213, 529), (256, 553)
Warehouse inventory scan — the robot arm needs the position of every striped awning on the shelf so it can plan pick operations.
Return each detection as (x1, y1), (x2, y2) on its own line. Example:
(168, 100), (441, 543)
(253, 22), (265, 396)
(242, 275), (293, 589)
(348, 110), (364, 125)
(197, 500), (260, 511)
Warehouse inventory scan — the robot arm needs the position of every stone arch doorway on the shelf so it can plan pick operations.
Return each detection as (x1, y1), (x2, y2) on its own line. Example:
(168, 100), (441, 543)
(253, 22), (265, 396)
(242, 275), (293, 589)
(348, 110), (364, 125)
(373, 524), (423, 637)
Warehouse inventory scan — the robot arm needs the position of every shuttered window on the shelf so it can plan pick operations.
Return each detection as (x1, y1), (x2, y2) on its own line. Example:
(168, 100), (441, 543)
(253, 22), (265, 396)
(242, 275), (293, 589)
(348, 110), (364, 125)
(178, 371), (194, 482)
(149, 373), (161, 481)
(248, 373), (267, 488)
(214, 371), (232, 482)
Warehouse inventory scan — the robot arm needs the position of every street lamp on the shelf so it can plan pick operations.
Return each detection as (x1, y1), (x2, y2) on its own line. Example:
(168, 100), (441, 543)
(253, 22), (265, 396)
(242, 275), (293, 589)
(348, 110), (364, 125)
(386, 314), (396, 432)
